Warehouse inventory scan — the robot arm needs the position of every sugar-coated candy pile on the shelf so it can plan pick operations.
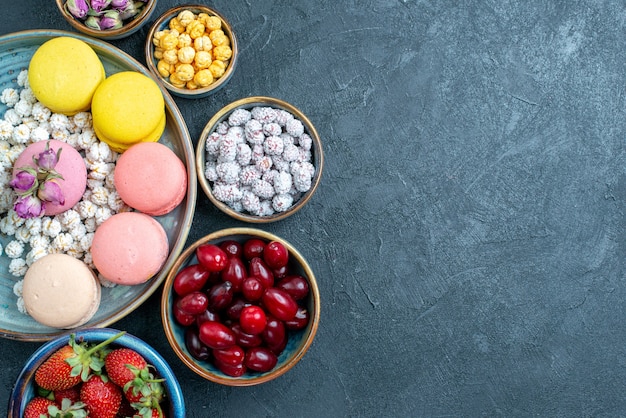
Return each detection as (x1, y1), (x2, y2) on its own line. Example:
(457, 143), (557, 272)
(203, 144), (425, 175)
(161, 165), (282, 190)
(204, 106), (316, 216)
(0, 70), (128, 314)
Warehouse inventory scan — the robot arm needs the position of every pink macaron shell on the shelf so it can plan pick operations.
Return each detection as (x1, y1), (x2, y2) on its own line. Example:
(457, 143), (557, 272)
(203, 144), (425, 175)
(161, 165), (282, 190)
(90, 212), (169, 285)
(114, 142), (187, 217)
(12, 139), (87, 216)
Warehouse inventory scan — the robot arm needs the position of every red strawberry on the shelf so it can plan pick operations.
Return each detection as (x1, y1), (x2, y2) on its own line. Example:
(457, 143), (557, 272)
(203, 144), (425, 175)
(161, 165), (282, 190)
(53, 385), (81, 404)
(105, 348), (165, 408)
(80, 375), (122, 418)
(23, 396), (57, 418)
(35, 345), (82, 391)
(105, 348), (148, 388)
(35, 332), (126, 391)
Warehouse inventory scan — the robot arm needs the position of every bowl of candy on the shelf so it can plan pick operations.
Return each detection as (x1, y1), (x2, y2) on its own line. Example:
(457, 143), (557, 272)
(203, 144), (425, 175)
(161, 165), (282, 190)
(56, 0), (157, 40)
(145, 4), (238, 98)
(161, 228), (321, 386)
(8, 328), (185, 417)
(196, 97), (324, 222)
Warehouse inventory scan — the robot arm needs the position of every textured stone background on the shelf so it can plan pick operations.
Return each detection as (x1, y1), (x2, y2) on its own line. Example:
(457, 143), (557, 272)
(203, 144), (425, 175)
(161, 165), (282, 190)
(1, 1), (626, 416)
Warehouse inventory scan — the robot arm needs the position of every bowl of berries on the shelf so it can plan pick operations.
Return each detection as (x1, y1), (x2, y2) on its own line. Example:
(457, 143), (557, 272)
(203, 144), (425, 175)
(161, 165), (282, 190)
(196, 96), (324, 222)
(8, 328), (185, 418)
(161, 228), (320, 386)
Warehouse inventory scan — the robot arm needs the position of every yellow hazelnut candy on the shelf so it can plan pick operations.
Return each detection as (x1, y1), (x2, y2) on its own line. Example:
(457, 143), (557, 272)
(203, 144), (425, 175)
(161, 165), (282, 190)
(177, 10), (196, 27)
(212, 45), (232, 61)
(194, 35), (213, 52)
(177, 46), (196, 64)
(186, 20), (206, 39)
(209, 29), (225, 42)
(208, 60), (226, 78)
(175, 63), (195, 82)
(169, 17), (185, 33)
(152, 30), (167, 47)
(205, 16), (222, 31)
(168, 72), (186, 88)
(194, 69), (214, 87)
(197, 13), (210, 26)
(186, 79), (199, 90)
(211, 34), (230, 48)
(177, 33), (192, 48)
(160, 32), (179, 50)
(194, 50), (212, 69)
(162, 49), (179, 65)
(153, 47), (164, 60)
(156, 60), (171, 77)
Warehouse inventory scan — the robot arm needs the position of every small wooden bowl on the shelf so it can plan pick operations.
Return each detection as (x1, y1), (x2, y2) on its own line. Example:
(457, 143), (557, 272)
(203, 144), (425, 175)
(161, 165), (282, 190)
(196, 96), (324, 222)
(55, 0), (157, 40)
(161, 228), (321, 386)
(145, 4), (238, 98)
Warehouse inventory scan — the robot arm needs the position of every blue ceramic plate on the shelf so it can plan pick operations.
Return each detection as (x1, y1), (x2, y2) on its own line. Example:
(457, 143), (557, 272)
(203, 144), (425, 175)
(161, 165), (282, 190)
(0, 30), (196, 341)
(161, 228), (320, 386)
(7, 328), (186, 417)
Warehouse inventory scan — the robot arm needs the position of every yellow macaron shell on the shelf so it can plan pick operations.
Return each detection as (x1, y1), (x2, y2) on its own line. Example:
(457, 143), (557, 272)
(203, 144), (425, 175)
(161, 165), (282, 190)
(93, 112), (166, 153)
(91, 71), (165, 151)
(28, 37), (105, 116)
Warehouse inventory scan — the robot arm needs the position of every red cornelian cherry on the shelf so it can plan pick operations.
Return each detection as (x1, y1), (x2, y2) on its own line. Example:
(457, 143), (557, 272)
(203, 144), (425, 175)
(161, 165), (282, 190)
(242, 276), (264, 301)
(177, 291), (209, 315)
(239, 305), (267, 335)
(197, 244), (228, 272)
(221, 257), (247, 292)
(245, 347), (278, 372)
(243, 238), (265, 260)
(220, 240), (243, 258)
(262, 288), (298, 321)
(199, 321), (236, 349)
(263, 241), (289, 269)
(173, 264), (210, 296)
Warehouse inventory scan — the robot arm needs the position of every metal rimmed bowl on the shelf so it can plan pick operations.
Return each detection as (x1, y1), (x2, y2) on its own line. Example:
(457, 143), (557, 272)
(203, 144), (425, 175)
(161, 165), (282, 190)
(161, 228), (321, 386)
(0, 30), (196, 341)
(55, 0), (157, 41)
(145, 4), (238, 98)
(196, 96), (324, 223)
(8, 328), (185, 417)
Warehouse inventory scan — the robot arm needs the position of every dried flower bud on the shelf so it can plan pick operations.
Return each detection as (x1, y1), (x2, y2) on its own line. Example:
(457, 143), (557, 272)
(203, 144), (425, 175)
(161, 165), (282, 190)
(85, 15), (101, 29)
(99, 10), (123, 30)
(35, 141), (62, 171)
(9, 169), (37, 195)
(65, 0), (89, 19)
(14, 195), (45, 219)
(90, 0), (112, 13)
(110, 0), (128, 9)
(118, 1), (143, 20)
(38, 181), (65, 206)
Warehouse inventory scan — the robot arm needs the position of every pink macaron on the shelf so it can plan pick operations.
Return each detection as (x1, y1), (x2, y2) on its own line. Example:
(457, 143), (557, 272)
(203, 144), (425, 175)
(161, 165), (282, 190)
(114, 141), (187, 216)
(12, 139), (87, 216)
(90, 212), (169, 285)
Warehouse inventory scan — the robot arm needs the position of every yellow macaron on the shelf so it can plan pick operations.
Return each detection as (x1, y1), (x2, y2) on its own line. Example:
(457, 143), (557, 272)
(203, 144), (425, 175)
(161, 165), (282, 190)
(28, 36), (106, 116)
(91, 71), (166, 153)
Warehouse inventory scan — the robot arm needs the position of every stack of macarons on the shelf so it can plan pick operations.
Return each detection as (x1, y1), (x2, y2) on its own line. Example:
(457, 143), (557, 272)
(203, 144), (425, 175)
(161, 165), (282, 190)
(17, 36), (187, 329)
(89, 141), (188, 286)
(91, 71), (167, 153)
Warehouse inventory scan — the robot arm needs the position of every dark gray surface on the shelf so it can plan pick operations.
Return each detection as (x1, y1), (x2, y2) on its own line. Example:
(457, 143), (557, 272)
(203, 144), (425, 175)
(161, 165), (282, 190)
(2, 1), (626, 417)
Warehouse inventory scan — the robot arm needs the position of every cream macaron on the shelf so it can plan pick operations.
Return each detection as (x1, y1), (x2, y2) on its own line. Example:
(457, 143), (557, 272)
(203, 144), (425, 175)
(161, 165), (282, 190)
(22, 254), (101, 329)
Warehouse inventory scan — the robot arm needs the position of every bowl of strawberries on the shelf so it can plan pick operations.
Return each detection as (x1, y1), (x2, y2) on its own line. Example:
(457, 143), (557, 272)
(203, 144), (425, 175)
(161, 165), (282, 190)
(8, 328), (184, 418)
